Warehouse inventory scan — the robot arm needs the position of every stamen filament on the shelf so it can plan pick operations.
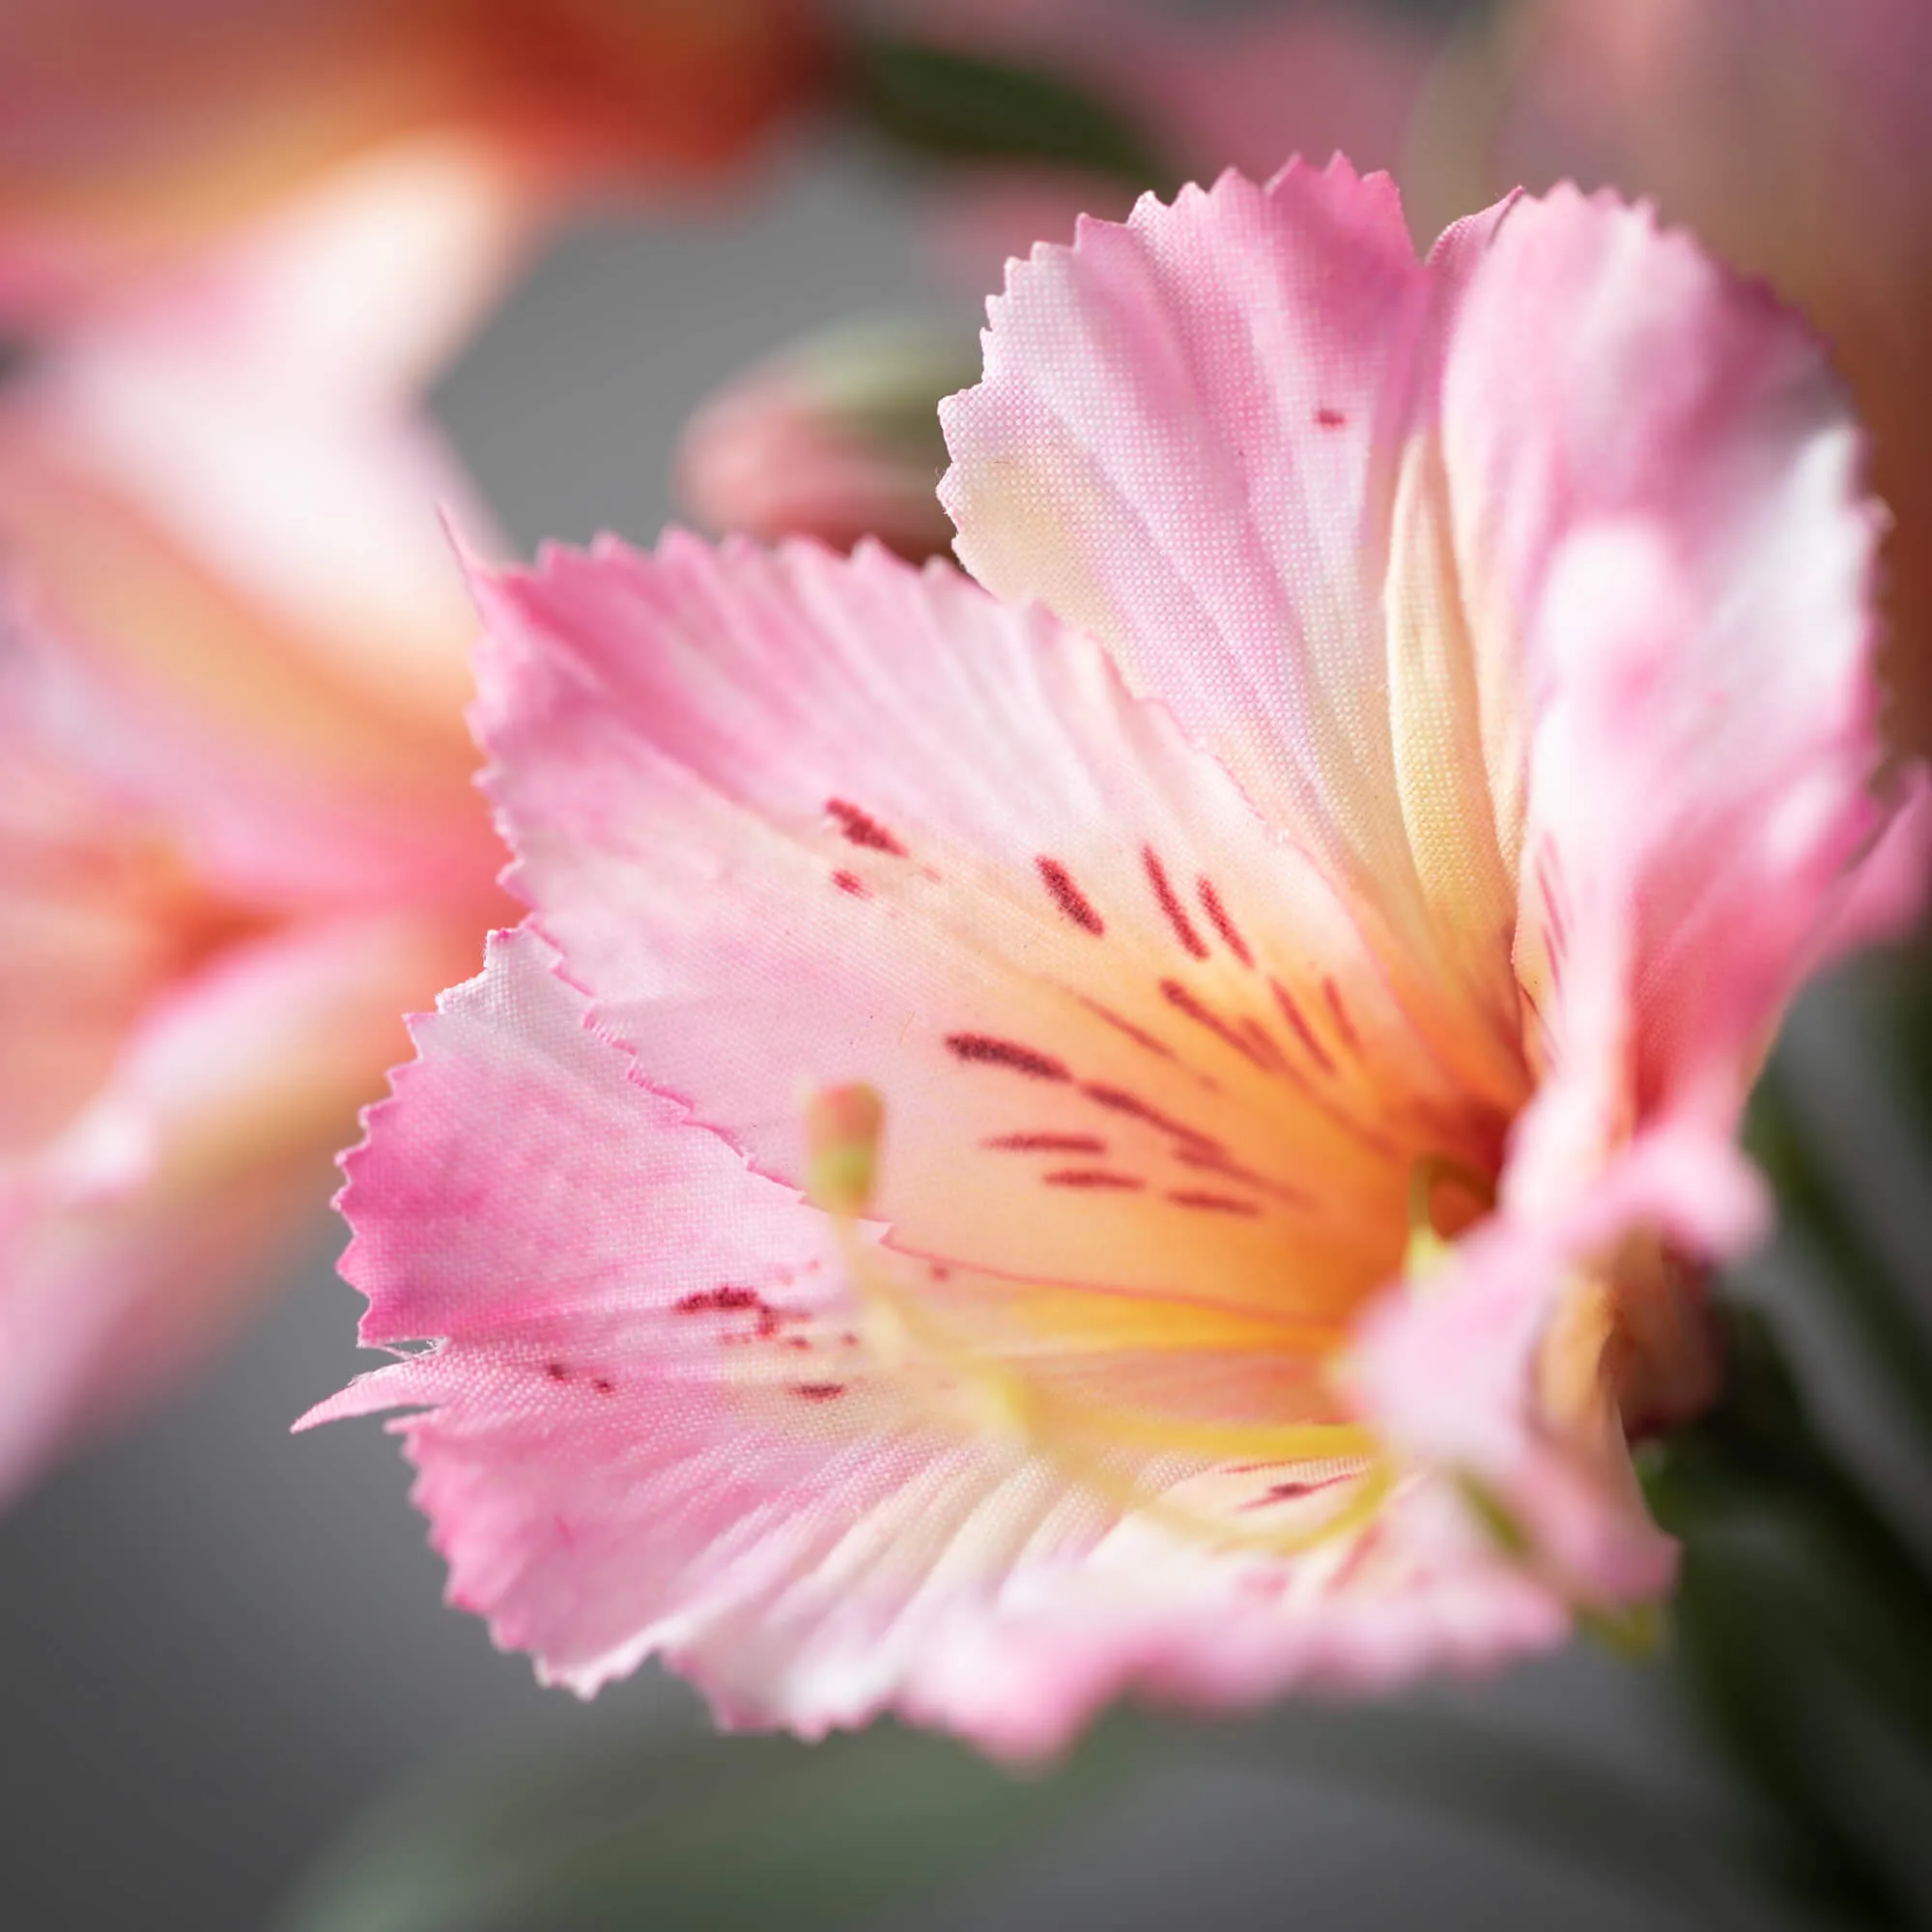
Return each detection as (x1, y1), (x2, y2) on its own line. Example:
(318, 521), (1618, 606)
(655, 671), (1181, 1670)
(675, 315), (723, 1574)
(807, 1084), (1389, 1560)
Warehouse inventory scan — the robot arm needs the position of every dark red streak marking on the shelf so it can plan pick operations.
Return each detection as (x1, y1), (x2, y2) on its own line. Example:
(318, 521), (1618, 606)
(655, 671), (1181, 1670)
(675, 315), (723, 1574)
(945, 1034), (1070, 1081)
(676, 1287), (763, 1314)
(1166, 1190), (1262, 1217)
(833, 869), (868, 897)
(1079, 997), (1179, 1065)
(1196, 877), (1253, 967)
(983, 1132), (1108, 1154)
(826, 798), (907, 856)
(1315, 407), (1348, 429)
(1322, 977), (1363, 1055)
(1037, 856), (1105, 934)
(1143, 846), (1208, 958)
(592, 1377), (616, 1395)
(1042, 1169), (1146, 1191)
(1537, 855), (1570, 960)
(1237, 1017), (1291, 1075)
(1270, 980), (1337, 1075)
(544, 1361), (570, 1381)
(1160, 979), (1275, 1073)
(1079, 1081), (1220, 1151)
(1241, 1475), (1347, 1511)
(793, 1382), (847, 1402)
(1175, 1146), (1314, 1208)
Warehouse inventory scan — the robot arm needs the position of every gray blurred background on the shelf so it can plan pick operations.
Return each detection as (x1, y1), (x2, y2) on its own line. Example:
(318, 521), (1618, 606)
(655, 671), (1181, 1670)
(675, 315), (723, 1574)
(2, 94), (1915, 1932)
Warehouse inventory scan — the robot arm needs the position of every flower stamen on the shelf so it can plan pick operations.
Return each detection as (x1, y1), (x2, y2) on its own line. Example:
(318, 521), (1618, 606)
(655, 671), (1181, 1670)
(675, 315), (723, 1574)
(805, 1083), (1390, 1558)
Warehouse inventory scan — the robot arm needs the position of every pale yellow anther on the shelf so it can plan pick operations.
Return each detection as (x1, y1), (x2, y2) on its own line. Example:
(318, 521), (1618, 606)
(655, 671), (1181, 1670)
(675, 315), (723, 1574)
(804, 1083), (884, 1217)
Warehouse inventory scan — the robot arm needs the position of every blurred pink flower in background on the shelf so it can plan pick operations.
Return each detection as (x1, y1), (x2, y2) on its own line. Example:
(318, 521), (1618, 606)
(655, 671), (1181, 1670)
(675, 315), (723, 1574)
(1411, 0), (1932, 757)
(0, 136), (526, 1500)
(314, 163), (1911, 1755)
(0, 0), (825, 328)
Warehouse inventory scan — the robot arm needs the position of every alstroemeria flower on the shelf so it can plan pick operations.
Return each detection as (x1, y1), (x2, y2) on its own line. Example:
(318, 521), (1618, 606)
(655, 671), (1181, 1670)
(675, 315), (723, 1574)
(0, 138), (520, 1500)
(0, 0), (822, 328)
(1416, 0), (1932, 758)
(313, 163), (1909, 1757)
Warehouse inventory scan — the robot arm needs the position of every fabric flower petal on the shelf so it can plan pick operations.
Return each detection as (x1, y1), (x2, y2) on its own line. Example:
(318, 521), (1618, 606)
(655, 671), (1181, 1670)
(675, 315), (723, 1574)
(939, 162), (1528, 1104)
(471, 533), (1526, 1381)
(309, 926), (1572, 1755)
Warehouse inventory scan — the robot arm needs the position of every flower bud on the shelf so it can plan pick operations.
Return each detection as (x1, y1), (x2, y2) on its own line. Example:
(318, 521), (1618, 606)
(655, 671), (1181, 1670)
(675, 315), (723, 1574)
(676, 318), (979, 559)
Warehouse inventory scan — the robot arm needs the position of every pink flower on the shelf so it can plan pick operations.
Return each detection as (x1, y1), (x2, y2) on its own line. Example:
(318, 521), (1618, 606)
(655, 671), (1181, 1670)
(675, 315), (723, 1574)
(0, 137), (524, 1500)
(1419, 0), (1932, 756)
(312, 163), (1911, 1757)
(0, 0), (824, 328)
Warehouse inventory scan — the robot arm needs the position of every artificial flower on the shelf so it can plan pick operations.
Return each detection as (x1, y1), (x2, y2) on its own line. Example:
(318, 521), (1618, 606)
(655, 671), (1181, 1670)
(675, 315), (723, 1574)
(1411, 0), (1932, 755)
(313, 162), (1909, 1756)
(0, 136), (521, 1499)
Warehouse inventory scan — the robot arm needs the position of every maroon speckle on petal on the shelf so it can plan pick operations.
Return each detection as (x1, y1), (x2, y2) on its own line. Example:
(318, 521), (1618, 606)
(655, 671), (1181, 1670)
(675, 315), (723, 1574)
(833, 869), (869, 897)
(677, 1287), (764, 1314)
(1042, 1168), (1146, 1191)
(1143, 846), (1208, 958)
(1315, 407), (1347, 429)
(592, 1377), (616, 1395)
(1196, 877), (1253, 967)
(1037, 856), (1105, 934)
(946, 1033), (1070, 1081)
(1241, 1475), (1347, 1511)
(793, 1382), (847, 1402)
(983, 1131), (1108, 1154)
(544, 1361), (570, 1382)
(826, 798), (907, 855)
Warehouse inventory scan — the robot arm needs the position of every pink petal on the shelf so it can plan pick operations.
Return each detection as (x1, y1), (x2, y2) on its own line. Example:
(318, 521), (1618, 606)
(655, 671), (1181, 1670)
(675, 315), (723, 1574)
(312, 925), (1569, 1755)
(1443, 192), (1895, 1201)
(471, 531), (1522, 1323)
(939, 162), (1529, 1107)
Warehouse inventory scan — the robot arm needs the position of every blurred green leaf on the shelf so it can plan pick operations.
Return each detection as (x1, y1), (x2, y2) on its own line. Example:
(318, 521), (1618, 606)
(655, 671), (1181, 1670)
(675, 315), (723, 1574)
(1746, 1062), (1932, 1464)
(276, 1711), (1142, 1932)
(840, 35), (1175, 191)
(1670, 1535), (1920, 1930)
(279, 1678), (1776, 1932)
(1646, 1305), (1932, 1925)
